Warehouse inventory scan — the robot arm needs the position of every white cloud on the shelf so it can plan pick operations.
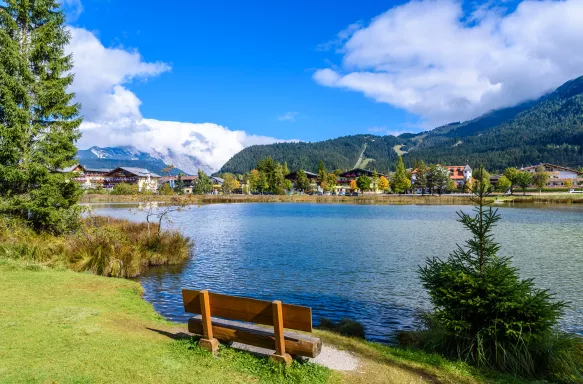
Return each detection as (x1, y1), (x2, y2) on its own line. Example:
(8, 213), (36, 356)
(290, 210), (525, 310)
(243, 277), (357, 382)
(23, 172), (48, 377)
(313, 0), (583, 127)
(367, 127), (410, 137)
(68, 27), (287, 172)
(277, 112), (298, 121)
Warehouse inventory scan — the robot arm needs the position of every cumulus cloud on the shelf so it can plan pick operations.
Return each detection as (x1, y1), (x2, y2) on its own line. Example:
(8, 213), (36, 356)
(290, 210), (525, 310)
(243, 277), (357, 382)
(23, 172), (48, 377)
(61, 0), (83, 21)
(68, 27), (286, 172)
(313, 0), (583, 127)
(277, 112), (298, 121)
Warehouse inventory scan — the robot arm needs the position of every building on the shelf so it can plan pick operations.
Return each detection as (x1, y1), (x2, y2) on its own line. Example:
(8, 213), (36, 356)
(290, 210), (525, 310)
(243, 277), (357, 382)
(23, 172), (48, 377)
(284, 171), (319, 192)
(445, 165), (472, 188)
(103, 167), (161, 192)
(521, 163), (583, 186)
(59, 164), (111, 189)
(412, 164), (472, 191)
(159, 175), (199, 193)
(337, 168), (386, 193)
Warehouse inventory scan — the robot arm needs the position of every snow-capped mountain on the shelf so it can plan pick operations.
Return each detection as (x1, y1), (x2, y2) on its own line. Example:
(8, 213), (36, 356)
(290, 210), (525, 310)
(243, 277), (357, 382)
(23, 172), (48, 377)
(76, 146), (211, 175)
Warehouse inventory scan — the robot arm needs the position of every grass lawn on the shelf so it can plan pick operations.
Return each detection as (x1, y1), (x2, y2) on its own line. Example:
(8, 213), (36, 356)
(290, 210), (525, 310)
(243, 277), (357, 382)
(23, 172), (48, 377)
(0, 261), (543, 384)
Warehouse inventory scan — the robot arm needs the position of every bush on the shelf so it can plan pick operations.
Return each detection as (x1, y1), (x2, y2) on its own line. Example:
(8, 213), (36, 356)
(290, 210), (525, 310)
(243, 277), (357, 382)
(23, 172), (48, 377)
(0, 215), (193, 278)
(318, 317), (366, 339)
(416, 176), (582, 382)
(111, 183), (139, 195)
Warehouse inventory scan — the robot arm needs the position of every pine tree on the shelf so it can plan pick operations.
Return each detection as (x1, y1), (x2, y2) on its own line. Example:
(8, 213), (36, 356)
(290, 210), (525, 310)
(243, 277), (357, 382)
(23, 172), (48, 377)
(317, 160), (327, 185)
(418, 174), (575, 378)
(393, 156), (411, 193)
(0, 1), (83, 232)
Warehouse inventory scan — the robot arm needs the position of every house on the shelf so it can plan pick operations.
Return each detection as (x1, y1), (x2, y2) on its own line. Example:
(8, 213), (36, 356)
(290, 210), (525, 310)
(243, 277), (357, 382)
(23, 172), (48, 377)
(104, 167), (161, 192)
(159, 175), (199, 193)
(521, 163), (583, 186)
(412, 164), (472, 191)
(210, 176), (224, 193)
(59, 164), (111, 189)
(337, 168), (386, 193)
(445, 165), (472, 188)
(285, 171), (319, 191)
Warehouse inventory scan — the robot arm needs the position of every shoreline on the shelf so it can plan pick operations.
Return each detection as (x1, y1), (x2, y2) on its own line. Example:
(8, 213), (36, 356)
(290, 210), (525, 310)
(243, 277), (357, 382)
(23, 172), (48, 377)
(80, 193), (583, 206)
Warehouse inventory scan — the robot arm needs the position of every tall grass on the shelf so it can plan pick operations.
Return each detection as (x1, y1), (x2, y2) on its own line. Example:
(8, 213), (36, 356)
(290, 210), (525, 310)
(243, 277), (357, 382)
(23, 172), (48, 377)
(0, 215), (192, 278)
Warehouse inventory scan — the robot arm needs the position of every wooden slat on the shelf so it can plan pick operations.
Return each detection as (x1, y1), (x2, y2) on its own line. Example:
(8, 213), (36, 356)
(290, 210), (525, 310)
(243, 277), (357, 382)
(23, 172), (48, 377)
(188, 316), (322, 358)
(182, 289), (312, 332)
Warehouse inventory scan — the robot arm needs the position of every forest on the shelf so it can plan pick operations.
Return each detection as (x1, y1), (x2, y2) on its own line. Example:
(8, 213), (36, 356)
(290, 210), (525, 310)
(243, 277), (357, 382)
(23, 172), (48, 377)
(219, 76), (583, 174)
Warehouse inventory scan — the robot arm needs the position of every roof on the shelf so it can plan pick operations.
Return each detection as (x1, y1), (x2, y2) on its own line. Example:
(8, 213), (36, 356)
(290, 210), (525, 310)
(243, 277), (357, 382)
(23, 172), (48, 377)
(84, 168), (112, 173)
(160, 175), (199, 182)
(285, 171), (319, 180)
(211, 176), (224, 183)
(106, 167), (161, 178)
(522, 163), (582, 175)
(339, 168), (385, 178)
(58, 164), (83, 173)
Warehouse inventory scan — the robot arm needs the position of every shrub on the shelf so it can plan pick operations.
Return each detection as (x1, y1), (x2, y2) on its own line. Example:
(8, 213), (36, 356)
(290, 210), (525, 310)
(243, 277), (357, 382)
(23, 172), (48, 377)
(111, 183), (139, 195)
(318, 317), (366, 339)
(417, 172), (582, 382)
(0, 215), (193, 278)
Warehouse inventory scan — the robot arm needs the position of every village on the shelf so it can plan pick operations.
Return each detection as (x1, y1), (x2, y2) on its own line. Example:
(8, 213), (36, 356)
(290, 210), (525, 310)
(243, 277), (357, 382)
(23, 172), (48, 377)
(62, 162), (583, 195)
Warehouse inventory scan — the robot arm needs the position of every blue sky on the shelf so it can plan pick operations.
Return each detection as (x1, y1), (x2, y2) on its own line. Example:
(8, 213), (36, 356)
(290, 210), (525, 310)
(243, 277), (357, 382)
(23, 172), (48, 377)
(69, 0), (427, 141)
(65, 0), (583, 171)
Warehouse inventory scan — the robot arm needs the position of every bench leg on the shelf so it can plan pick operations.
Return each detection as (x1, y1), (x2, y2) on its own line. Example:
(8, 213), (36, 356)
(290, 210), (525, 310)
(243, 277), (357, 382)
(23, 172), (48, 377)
(269, 353), (292, 365)
(271, 300), (293, 366)
(199, 338), (219, 355)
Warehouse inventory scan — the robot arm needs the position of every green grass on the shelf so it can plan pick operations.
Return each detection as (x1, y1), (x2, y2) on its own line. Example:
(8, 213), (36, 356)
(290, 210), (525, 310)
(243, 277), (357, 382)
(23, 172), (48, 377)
(0, 264), (333, 384)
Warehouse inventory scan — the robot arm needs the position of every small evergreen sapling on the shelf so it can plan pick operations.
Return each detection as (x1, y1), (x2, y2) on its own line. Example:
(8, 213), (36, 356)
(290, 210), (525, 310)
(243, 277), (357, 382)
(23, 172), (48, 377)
(418, 170), (580, 380)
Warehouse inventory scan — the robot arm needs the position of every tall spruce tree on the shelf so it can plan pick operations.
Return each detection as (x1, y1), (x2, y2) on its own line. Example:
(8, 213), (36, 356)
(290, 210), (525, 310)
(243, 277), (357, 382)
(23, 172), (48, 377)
(393, 156), (411, 194)
(0, 1), (82, 232)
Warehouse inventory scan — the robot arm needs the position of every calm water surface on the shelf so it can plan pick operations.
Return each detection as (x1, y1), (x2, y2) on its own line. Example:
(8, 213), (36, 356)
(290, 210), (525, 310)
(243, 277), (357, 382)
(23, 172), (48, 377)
(92, 203), (583, 342)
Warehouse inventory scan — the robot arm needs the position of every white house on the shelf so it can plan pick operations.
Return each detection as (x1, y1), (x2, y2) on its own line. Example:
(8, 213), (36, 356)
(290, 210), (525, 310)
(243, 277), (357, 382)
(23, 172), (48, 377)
(522, 163), (583, 186)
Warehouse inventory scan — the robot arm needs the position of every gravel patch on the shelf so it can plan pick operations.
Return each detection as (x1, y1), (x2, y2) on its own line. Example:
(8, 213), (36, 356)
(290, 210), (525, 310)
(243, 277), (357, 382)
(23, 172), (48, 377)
(229, 342), (359, 371)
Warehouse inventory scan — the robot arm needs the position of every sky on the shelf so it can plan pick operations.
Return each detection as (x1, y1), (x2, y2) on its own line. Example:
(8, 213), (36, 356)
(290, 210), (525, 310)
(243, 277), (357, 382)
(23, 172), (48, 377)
(63, 0), (583, 171)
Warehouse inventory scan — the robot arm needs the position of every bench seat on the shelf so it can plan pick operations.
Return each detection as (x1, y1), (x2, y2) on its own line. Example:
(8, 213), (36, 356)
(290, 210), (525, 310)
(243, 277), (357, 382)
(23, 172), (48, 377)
(188, 315), (322, 358)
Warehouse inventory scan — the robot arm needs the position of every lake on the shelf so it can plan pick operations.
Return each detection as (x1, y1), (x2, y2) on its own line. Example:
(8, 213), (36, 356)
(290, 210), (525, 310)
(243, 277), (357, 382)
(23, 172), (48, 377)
(91, 203), (583, 342)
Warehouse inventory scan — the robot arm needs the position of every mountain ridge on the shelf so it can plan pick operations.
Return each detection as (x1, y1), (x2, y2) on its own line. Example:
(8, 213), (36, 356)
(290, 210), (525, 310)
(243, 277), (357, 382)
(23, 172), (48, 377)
(219, 75), (583, 174)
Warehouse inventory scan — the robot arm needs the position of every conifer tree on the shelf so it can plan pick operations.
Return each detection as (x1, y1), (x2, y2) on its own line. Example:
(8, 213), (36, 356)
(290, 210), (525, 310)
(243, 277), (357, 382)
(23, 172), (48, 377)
(0, 1), (82, 232)
(393, 156), (411, 193)
(418, 171), (579, 379)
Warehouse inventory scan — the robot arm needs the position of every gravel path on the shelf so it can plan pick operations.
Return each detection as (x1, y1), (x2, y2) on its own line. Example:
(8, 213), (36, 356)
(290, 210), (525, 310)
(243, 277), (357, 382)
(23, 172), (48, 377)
(230, 342), (359, 371)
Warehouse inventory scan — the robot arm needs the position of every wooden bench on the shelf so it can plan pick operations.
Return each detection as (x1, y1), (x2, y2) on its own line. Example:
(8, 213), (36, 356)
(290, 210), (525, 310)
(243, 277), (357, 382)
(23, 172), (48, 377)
(182, 289), (322, 364)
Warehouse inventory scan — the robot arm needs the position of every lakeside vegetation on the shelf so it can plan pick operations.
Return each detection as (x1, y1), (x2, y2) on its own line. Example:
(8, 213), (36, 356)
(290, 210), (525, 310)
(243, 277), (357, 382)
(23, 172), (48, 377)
(1, 262), (558, 384)
(0, 215), (191, 278)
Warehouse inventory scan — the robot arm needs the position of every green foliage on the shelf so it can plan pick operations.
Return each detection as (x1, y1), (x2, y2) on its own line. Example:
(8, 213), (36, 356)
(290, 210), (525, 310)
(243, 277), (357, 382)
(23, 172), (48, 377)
(173, 174), (185, 194)
(220, 77), (583, 175)
(253, 157), (288, 194)
(413, 160), (429, 194)
(532, 166), (550, 192)
(318, 318), (366, 339)
(516, 171), (534, 195)
(496, 175), (512, 192)
(393, 156), (411, 193)
(0, 1), (83, 233)
(428, 165), (450, 195)
(417, 179), (581, 381)
(159, 183), (174, 195)
(111, 183), (139, 195)
(356, 175), (371, 192)
(193, 169), (213, 194)
(221, 173), (240, 194)
(295, 170), (310, 192)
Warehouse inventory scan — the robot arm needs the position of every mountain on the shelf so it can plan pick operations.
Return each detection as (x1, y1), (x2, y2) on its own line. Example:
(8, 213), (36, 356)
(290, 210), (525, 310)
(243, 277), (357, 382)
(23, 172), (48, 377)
(219, 75), (583, 174)
(76, 146), (188, 176)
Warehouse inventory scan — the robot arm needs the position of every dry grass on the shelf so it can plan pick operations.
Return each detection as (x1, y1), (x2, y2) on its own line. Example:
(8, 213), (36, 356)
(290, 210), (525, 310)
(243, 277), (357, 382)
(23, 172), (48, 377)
(0, 215), (192, 278)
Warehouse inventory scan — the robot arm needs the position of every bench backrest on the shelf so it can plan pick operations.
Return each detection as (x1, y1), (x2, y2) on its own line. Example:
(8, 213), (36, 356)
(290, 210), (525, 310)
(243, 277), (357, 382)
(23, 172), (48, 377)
(182, 289), (312, 332)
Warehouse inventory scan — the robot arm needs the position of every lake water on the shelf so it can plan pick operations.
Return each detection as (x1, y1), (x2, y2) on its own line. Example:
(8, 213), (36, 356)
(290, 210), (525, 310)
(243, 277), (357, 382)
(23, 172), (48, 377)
(91, 203), (583, 342)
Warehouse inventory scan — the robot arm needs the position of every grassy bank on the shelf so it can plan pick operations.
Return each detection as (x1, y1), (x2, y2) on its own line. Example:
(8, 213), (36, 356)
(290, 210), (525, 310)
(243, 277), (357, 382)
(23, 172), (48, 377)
(0, 262), (546, 384)
(0, 216), (192, 278)
(80, 192), (583, 206)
